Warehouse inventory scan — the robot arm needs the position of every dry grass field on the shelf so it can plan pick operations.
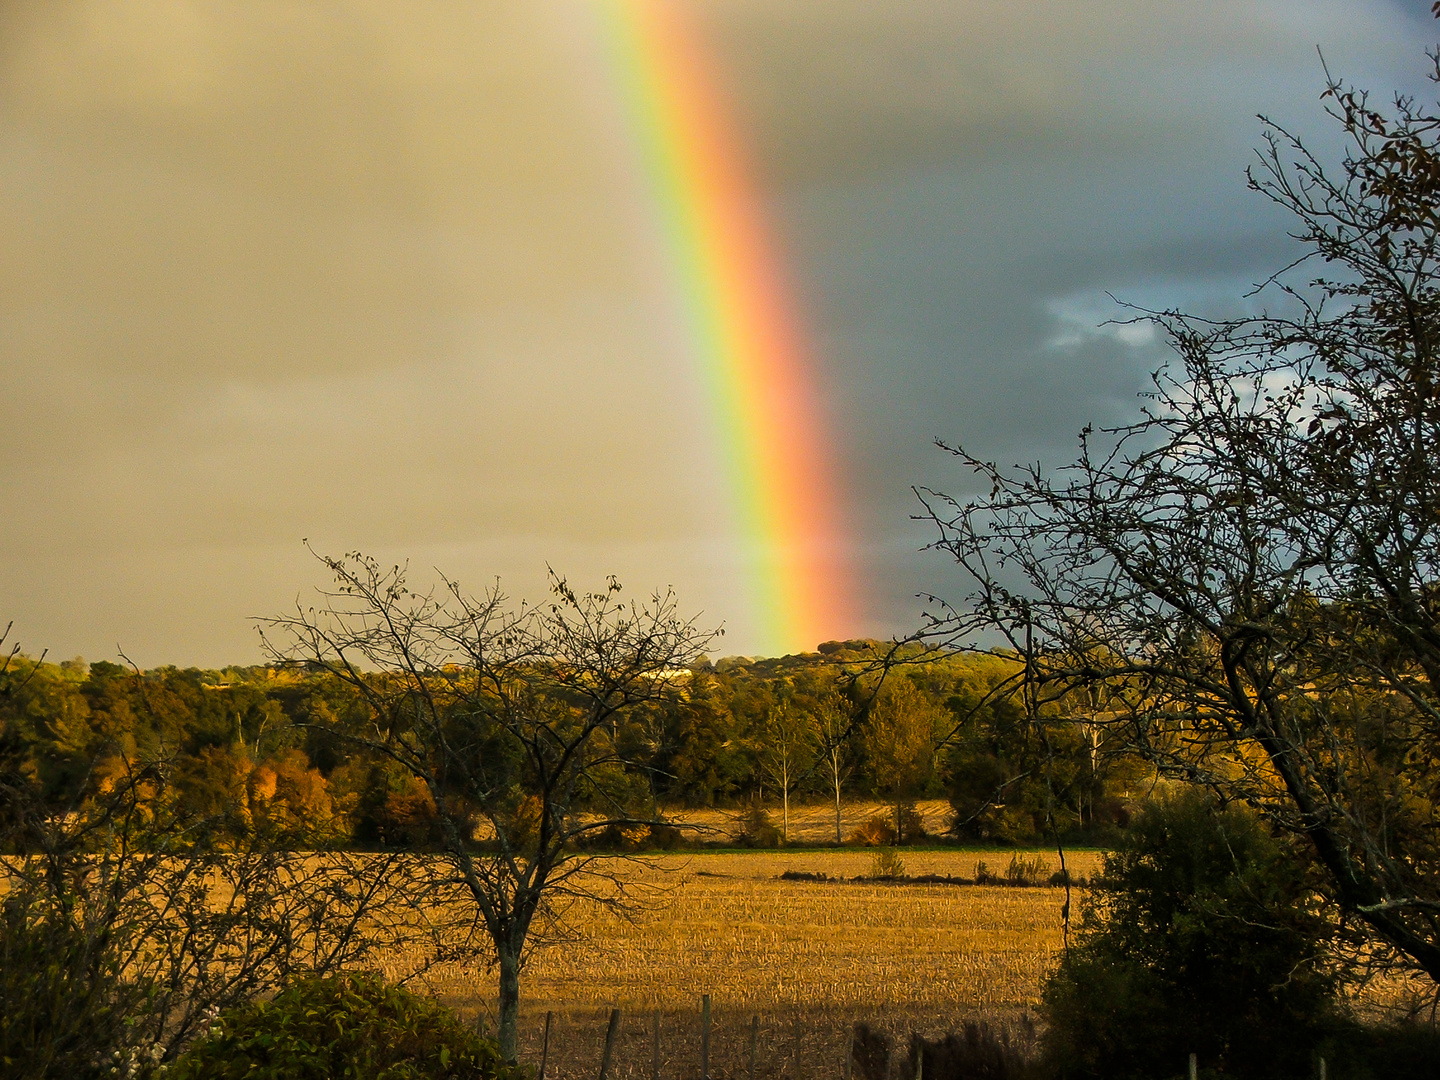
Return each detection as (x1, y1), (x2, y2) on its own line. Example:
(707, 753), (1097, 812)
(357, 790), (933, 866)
(401, 845), (1104, 1080)
(664, 799), (958, 847)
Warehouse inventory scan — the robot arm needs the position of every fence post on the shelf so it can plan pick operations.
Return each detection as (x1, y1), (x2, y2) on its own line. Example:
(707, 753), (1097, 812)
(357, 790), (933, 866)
(843, 1026), (853, 1080)
(915, 1036), (923, 1080)
(539, 1011), (553, 1080)
(748, 1015), (758, 1080)
(1188, 1052), (1197, 1080)
(1319, 1057), (1327, 1080)
(599, 1008), (621, 1080)
(701, 995), (712, 1080)
(653, 1010), (661, 1080)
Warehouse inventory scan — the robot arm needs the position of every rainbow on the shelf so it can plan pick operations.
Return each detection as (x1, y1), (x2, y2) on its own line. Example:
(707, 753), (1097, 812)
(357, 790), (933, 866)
(593, 0), (854, 655)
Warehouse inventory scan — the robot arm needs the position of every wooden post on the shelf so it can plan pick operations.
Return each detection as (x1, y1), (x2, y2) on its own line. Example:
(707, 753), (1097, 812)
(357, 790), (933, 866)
(1188, 1052), (1197, 1080)
(700, 995), (712, 1080)
(539, 1011), (553, 1080)
(652, 1010), (661, 1080)
(599, 1008), (621, 1080)
(843, 1026), (853, 1080)
(747, 1015), (758, 1080)
(1319, 1057), (1327, 1080)
(915, 1037), (923, 1080)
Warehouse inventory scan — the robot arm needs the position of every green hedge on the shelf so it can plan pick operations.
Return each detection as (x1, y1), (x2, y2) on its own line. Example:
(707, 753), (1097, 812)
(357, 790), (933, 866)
(169, 973), (527, 1080)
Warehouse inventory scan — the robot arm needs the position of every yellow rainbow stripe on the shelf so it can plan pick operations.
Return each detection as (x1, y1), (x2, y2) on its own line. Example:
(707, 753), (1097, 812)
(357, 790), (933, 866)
(595, 0), (854, 654)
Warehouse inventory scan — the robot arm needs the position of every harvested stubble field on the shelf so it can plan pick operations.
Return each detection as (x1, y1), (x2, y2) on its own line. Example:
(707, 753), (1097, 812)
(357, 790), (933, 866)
(406, 845), (1104, 1080)
(666, 799), (957, 846)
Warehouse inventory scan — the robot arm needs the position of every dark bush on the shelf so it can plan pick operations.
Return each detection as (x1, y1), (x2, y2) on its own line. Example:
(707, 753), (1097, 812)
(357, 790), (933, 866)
(733, 803), (780, 848)
(0, 888), (142, 1080)
(1040, 789), (1337, 1080)
(168, 973), (528, 1080)
(1316, 1019), (1440, 1080)
(852, 1021), (1040, 1080)
(850, 1023), (893, 1080)
(910, 1021), (1039, 1080)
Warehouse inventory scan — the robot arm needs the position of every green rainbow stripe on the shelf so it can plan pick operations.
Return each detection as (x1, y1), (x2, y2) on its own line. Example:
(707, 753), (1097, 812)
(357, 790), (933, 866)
(594, 0), (853, 654)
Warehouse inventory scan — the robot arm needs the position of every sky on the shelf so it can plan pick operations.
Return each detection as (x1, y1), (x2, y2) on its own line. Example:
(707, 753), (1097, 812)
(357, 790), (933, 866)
(1, 0), (1437, 667)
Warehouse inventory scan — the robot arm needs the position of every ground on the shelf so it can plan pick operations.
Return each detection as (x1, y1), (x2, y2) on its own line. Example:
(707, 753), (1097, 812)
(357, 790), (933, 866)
(389, 808), (1102, 1080)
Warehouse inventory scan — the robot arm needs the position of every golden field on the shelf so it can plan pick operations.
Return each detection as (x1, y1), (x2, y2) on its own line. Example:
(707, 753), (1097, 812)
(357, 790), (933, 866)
(403, 844), (1104, 1080)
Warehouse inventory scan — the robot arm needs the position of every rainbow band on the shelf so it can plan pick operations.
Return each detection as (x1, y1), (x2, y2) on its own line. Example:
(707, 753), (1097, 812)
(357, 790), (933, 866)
(595, 0), (852, 654)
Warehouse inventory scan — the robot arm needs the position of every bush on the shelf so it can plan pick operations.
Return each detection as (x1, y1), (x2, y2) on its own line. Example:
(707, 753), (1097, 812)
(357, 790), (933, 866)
(870, 849), (906, 879)
(1003, 855), (1048, 886)
(732, 803), (780, 848)
(851, 1021), (1040, 1080)
(847, 814), (897, 846)
(168, 973), (527, 1080)
(0, 888), (143, 1080)
(896, 800), (928, 843)
(1040, 790), (1336, 1080)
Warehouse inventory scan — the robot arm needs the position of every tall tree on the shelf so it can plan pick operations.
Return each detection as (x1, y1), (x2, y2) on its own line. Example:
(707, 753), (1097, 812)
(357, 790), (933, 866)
(921, 55), (1440, 986)
(756, 700), (818, 843)
(260, 553), (712, 1059)
(861, 678), (940, 842)
(815, 691), (856, 843)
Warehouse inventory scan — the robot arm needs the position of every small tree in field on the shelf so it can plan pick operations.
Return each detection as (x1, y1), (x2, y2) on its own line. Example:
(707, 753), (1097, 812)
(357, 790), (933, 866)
(816, 691), (857, 843)
(757, 701), (818, 843)
(259, 553), (714, 1060)
(861, 678), (940, 843)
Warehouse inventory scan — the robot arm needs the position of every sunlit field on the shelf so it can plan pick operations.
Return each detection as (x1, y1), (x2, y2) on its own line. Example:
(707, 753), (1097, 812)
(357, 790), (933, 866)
(399, 845), (1103, 1080)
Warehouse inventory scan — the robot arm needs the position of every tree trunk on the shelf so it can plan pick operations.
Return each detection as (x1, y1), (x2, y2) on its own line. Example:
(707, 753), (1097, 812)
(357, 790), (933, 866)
(497, 940), (522, 1062)
(782, 783), (789, 843)
(834, 773), (843, 844)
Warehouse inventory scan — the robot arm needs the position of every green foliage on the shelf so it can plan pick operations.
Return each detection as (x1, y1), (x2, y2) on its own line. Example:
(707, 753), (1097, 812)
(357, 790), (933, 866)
(0, 641), (1145, 854)
(169, 973), (528, 1080)
(870, 849), (905, 879)
(1040, 790), (1336, 1080)
(0, 882), (147, 1080)
(732, 802), (781, 848)
(1003, 854), (1048, 886)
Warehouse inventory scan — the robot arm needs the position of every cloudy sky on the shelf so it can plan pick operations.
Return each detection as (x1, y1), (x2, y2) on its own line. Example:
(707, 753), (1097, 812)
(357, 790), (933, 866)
(1, 0), (1436, 666)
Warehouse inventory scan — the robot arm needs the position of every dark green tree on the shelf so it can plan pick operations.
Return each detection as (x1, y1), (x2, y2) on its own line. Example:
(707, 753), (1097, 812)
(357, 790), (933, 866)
(1041, 790), (1336, 1079)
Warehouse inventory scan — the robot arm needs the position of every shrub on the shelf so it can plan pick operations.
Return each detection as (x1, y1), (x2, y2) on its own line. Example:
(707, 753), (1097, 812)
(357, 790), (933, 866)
(0, 888), (143, 1080)
(732, 803), (780, 848)
(973, 859), (999, 885)
(870, 849), (906, 879)
(847, 814), (897, 846)
(851, 1021), (1040, 1080)
(1040, 790), (1337, 1080)
(168, 973), (527, 1080)
(1003, 855), (1048, 886)
(909, 1021), (1040, 1080)
(896, 799), (928, 844)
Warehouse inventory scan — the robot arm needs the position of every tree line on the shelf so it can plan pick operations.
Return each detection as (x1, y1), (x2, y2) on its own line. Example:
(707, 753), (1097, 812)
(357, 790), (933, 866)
(0, 631), (1141, 857)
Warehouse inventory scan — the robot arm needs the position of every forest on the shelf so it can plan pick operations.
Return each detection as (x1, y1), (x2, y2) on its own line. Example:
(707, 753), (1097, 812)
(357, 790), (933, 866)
(0, 637), (1139, 854)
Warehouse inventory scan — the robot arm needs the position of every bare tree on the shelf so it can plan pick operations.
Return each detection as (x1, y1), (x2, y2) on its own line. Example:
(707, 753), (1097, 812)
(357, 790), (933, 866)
(920, 57), (1440, 989)
(259, 552), (714, 1059)
(815, 691), (856, 843)
(0, 731), (432, 1078)
(756, 701), (819, 843)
